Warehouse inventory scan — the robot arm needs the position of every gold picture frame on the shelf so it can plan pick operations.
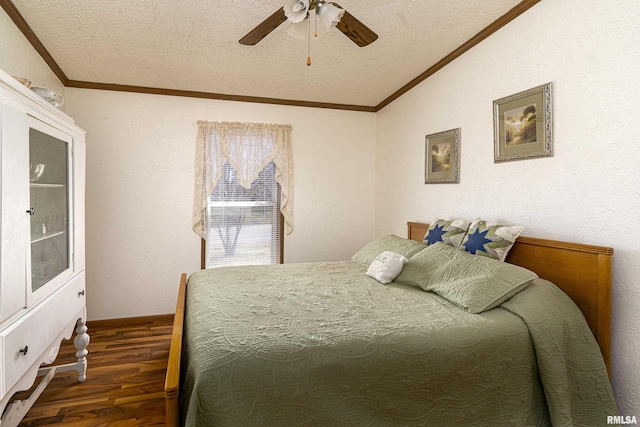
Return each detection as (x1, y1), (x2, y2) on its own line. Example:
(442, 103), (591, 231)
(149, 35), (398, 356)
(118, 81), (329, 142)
(425, 128), (460, 184)
(493, 82), (553, 162)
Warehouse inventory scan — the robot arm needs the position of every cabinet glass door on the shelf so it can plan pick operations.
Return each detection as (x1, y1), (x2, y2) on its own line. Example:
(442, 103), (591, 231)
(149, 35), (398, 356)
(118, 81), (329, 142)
(29, 128), (69, 292)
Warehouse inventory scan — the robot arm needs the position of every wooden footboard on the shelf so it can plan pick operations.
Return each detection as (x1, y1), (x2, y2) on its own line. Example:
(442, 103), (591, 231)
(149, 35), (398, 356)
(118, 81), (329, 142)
(164, 273), (187, 427)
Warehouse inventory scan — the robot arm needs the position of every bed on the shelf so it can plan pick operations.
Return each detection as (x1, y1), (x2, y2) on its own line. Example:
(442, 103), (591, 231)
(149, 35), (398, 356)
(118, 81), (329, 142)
(165, 221), (618, 426)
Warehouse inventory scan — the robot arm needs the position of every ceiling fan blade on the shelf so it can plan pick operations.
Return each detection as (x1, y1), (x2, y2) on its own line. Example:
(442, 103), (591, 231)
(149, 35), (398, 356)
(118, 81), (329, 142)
(239, 8), (287, 45)
(331, 3), (378, 47)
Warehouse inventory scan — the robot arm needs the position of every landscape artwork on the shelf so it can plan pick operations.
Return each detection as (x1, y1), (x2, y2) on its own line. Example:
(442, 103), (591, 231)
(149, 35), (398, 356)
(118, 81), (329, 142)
(504, 103), (537, 146)
(431, 142), (451, 172)
(425, 128), (460, 184)
(493, 83), (553, 162)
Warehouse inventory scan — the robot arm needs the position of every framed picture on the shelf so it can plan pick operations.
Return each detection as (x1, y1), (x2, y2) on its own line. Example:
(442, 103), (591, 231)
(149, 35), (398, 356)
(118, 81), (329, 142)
(425, 128), (460, 184)
(493, 82), (553, 162)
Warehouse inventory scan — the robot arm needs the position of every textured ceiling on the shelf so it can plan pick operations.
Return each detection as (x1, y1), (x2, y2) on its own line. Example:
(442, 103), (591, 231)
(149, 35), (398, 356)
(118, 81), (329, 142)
(11, 0), (526, 107)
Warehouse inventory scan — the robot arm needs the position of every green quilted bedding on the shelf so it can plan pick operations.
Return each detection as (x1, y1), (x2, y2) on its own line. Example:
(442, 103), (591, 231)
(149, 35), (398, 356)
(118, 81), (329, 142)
(180, 261), (617, 426)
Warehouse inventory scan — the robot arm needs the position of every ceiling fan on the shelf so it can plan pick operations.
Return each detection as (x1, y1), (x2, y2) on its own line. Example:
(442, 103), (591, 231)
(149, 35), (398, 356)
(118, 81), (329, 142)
(239, 0), (378, 51)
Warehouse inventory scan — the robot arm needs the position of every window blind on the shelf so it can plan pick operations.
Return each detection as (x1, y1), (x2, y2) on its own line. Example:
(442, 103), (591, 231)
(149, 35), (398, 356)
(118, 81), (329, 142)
(205, 162), (280, 268)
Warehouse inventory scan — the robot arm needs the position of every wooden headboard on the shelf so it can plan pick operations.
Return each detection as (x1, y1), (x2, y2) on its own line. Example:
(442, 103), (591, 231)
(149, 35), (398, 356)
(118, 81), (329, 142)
(407, 222), (613, 374)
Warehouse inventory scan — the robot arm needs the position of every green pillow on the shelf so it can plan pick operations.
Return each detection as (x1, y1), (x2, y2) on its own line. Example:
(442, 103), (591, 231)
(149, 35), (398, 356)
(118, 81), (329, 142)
(352, 235), (427, 267)
(395, 243), (537, 313)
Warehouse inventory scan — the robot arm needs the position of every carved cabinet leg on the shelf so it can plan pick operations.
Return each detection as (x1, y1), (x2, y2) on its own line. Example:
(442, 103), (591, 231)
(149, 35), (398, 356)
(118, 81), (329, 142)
(74, 320), (90, 382)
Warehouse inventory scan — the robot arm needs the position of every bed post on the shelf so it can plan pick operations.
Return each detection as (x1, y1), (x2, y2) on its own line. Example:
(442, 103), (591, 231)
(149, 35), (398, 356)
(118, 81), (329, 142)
(597, 253), (612, 377)
(165, 273), (187, 427)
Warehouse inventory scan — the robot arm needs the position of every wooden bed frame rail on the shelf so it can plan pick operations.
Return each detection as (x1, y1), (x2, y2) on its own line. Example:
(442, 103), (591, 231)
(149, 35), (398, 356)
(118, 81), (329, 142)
(164, 273), (187, 427)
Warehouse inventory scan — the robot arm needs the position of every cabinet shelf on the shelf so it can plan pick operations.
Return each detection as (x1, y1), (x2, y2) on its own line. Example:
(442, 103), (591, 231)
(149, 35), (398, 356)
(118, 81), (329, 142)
(30, 183), (65, 188)
(30, 231), (66, 244)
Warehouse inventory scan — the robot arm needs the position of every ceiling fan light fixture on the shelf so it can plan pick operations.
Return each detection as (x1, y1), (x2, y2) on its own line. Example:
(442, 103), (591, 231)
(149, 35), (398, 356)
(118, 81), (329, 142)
(285, 20), (309, 40)
(317, 3), (345, 28)
(284, 0), (310, 23)
(238, 1), (377, 48)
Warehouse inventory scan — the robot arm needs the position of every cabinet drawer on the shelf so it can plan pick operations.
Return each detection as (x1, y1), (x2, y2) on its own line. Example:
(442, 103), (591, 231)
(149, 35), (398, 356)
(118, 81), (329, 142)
(1, 272), (85, 393)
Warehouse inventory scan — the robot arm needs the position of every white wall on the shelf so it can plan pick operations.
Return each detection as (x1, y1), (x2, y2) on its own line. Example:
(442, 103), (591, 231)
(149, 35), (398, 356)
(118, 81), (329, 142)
(375, 0), (639, 416)
(3, 0), (639, 417)
(0, 9), (65, 108)
(64, 88), (376, 321)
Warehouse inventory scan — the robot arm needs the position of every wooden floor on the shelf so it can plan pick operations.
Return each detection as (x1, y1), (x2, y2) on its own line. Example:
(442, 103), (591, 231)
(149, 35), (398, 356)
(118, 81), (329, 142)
(12, 315), (173, 427)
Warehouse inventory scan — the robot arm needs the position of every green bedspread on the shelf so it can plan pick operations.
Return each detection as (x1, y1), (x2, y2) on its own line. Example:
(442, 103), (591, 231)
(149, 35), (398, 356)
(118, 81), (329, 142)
(180, 261), (617, 426)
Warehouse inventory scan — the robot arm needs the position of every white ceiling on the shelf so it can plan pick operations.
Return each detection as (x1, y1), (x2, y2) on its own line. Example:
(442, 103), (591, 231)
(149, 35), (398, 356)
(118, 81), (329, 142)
(11, 0), (526, 108)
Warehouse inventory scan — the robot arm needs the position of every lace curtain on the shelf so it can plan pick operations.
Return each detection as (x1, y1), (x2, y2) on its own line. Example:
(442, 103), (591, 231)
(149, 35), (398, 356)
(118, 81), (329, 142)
(193, 121), (294, 239)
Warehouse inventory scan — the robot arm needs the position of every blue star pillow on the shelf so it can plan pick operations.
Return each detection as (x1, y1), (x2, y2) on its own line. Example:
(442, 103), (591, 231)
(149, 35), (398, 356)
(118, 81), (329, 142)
(423, 219), (470, 248)
(461, 220), (524, 261)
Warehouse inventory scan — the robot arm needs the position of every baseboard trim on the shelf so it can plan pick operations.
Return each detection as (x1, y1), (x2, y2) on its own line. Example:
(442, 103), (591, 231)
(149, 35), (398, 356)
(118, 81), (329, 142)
(87, 313), (174, 329)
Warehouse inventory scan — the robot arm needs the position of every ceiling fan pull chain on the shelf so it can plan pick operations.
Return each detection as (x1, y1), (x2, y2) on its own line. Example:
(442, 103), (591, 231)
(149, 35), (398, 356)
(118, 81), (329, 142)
(307, 14), (312, 66)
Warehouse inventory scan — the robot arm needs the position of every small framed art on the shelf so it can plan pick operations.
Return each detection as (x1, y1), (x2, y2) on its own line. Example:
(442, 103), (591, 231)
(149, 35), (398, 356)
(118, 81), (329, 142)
(493, 82), (553, 162)
(425, 128), (460, 184)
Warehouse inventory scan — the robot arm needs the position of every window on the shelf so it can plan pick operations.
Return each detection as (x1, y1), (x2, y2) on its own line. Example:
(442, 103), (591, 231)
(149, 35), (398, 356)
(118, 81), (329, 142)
(193, 121), (293, 269)
(205, 162), (281, 268)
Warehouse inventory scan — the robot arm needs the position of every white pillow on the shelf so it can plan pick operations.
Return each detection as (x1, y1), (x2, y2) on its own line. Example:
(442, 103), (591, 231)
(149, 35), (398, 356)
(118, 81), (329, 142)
(365, 251), (408, 284)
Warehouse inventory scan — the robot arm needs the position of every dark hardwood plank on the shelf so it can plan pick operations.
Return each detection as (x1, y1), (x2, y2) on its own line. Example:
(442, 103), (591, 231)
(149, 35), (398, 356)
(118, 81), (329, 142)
(11, 315), (173, 427)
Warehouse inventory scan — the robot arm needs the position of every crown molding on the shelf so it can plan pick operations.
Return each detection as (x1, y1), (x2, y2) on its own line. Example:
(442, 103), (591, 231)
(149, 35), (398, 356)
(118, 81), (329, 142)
(375, 0), (540, 111)
(65, 80), (376, 112)
(2, 0), (539, 112)
(0, 0), (68, 85)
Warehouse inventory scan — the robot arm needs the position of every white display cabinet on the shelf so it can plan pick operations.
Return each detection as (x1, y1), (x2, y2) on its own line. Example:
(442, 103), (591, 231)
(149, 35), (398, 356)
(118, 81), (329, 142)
(0, 69), (88, 427)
